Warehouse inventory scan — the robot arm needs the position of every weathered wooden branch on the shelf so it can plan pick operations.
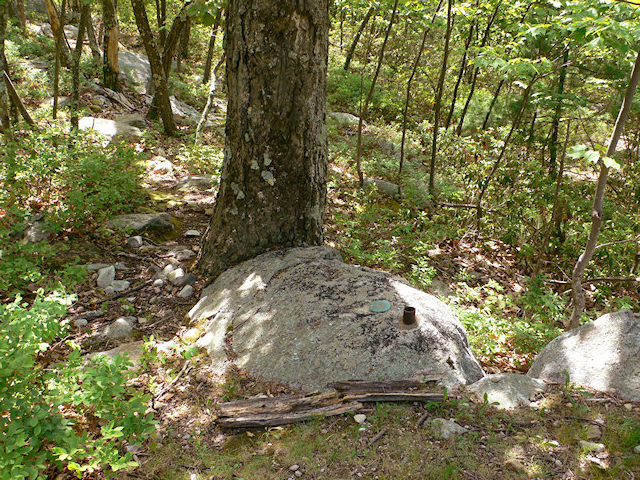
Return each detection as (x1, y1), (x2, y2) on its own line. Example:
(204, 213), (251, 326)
(216, 377), (444, 429)
(2, 71), (34, 125)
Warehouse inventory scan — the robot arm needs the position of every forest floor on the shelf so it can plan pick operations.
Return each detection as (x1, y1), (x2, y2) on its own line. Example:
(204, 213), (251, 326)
(4, 19), (640, 480)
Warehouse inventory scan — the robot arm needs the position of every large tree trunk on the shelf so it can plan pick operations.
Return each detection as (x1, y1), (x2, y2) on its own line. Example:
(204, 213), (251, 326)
(44, 0), (73, 67)
(70, 1), (89, 129)
(102, 0), (119, 90)
(197, 0), (329, 279)
(131, 0), (177, 135)
(569, 49), (640, 328)
(0, 1), (12, 139)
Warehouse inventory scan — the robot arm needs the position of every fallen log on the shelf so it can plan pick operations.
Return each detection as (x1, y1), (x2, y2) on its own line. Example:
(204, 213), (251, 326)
(217, 401), (363, 429)
(216, 376), (444, 429)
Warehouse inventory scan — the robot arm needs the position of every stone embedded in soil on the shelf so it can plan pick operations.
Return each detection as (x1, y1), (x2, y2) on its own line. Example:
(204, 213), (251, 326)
(103, 317), (136, 340)
(175, 249), (196, 261)
(114, 262), (129, 270)
(153, 279), (164, 287)
(79, 117), (141, 142)
(177, 273), (197, 287)
(178, 285), (194, 298)
(176, 175), (218, 190)
(79, 309), (105, 320)
(579, 441), (606, 453)
(167, 268), (186, 285)
(88, 341), (145, 368)
(74, 318), (88, 328)
(528, 310), (640, 402)
(110, 280), (130, 292)
(106, 213), (175, 232)
(97, 266), (116, 288)
(127, 236), (143, 248)
(353, 414), (366, 424)
(185, 229), (201, 237)
(467, 373), (547, 410)
(85, 263), (110, 271)
(188, 246), (485, 392)
(430, 418), (467, 439)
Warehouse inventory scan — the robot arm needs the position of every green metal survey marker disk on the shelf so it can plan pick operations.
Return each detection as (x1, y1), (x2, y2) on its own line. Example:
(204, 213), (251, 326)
(369, 300), (392, 313)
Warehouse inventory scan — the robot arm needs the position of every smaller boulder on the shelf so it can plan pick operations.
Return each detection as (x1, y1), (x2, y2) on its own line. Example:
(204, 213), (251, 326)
(528, 310), (640, 402)
(468, 373), (546, 409)
(430, 418), (467, 439)
(328, 112), (363, 126)
(363, 177), (400, 198)
(106, 213), (175, 232)
(176, 175), (218, 190)
(79, 117), (141, 143)
(127, 236), (144, 249)
(97, 266), (116, 288)
(103, 317), (136, 340)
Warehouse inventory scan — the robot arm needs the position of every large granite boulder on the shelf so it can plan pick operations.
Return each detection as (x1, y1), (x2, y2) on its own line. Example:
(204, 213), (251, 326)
(528, 310), (640, 401)
(119, 51), (152, 94)
(106, 213), (175, 231)
(79, 117), (141, 143)
(188, 247), (484, 392)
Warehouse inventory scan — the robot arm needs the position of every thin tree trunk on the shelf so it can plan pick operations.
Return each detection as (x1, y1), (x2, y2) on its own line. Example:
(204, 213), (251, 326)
(86, 6), (102, 61)
(102, 0), (119, 90)
(175, 16), (190, 72)
(71, 1), (89, 129)
(44, 0), (73, 67)
(355, 0), (399, 185)
(475, 79), (534, 223)
(428, 0), (453, 195)
(195, 77), (215, 144)
(534, 119), (570, 276)
(161, 1), (192, 78)
(131, 0), (177, 135)
(398, 0), (443, 178)
(569, 49), (640, 328)
(202, 8), (222, 85)
(445, 19), (475, 130)
(156, 0), (166, 45)
(482, 78), (503, 129)
(456, 0), (502, 136)
(343, 5), (375, 72)
(52, 0), (66, 120)
(548, 47), (569, 173)
(0, 1), (12, 139)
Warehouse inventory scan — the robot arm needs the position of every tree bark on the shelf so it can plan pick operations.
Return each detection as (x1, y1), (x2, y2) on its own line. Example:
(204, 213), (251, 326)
(44, 0), (73, 67)
(548, 47), (569, 173)
(202, 8), (222, 85)
(428, 0), (453, 195)
(16, 0), (26, 28)
(445, 19), (475, 130)
(102, 0), (119, 90)
(197, 0), (329, 279)
(569, 49), (640, 328)
(355, 0), (399, 185)
(0, 1), (12, 139)
(343, 5), (375, 72)
(481, 77), (503, 129)
(456, 0), (502, 136)
(86, 6), (102, 61)
(131, 0), (177, 135)
(398, 0), (443, 178)
(70, 1), (89, 129)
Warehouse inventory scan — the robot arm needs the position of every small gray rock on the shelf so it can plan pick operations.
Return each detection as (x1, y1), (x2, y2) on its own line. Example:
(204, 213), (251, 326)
(24, 220), (50, 243)
(110, 280), (130, 292)
(579, 441), (606, 453)
(74, 318), (88, 328)
(79, 117), (141, 142)
(178, 285), (194, 298)
(153, 279), (164, 287)
(176, 175), (218, 190)
(127, 236), (143, 248)
(103, 317), (136, 340)
(176, 249), (196, 261)
(185, 230), (201, 238)
(430, 418), (468, 439)
(117, 113), (146, 129)
(363, 177), (400, 198)
(114, 262), (129, 271)
(167, 268), (186, 286)
(328, 112), (362, 126)
(79, 309), (105, 320)
(634, 445), (640, 454)
(97, 266), (116, 288)
(105, 286), (115, 295)
(176, 273), (197, 287)
(106, 213), (175, 232)
(85, 263), (110, 272)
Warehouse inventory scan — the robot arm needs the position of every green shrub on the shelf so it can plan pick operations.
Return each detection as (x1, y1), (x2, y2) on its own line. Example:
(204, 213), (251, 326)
(0, 293), (156, 479)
